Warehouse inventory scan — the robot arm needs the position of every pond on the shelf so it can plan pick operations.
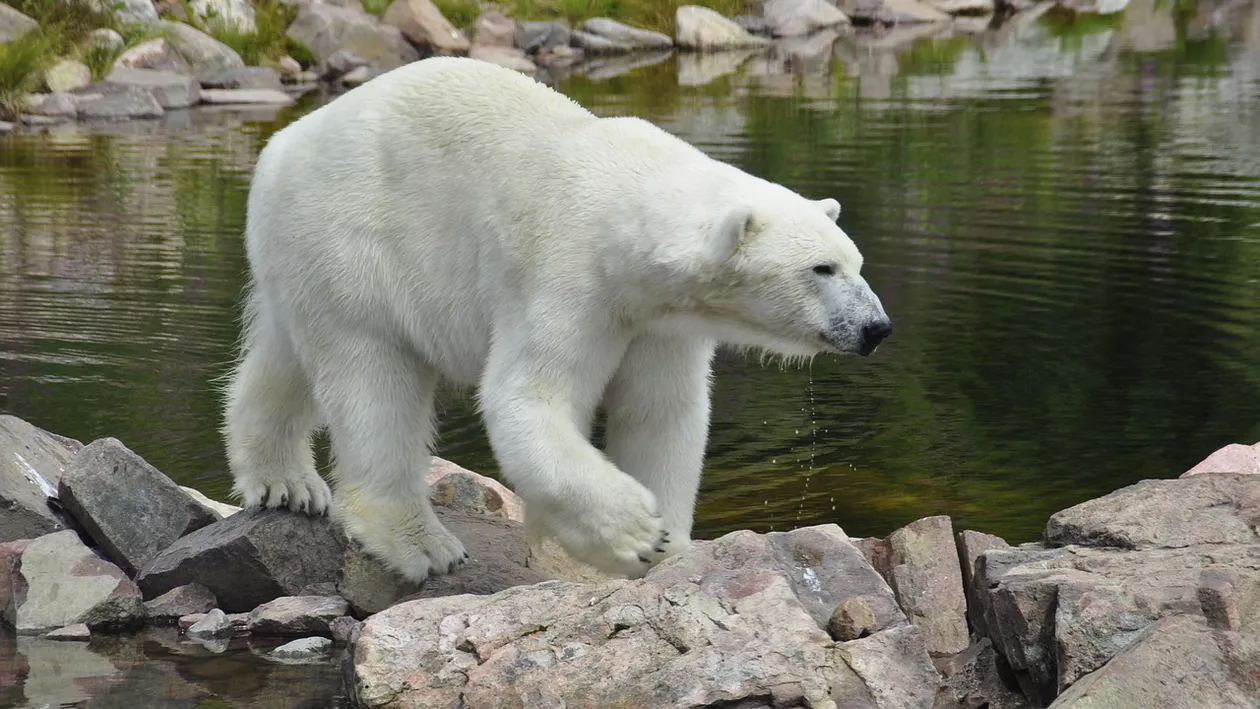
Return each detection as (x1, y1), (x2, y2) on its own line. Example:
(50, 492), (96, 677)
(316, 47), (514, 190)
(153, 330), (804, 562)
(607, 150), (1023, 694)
(3, 5), (1260, 565)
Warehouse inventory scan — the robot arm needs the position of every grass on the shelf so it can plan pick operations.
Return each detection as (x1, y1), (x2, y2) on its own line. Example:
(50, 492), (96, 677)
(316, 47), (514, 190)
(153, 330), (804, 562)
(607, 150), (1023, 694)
(432, 0), (748, 33)
(12, 0), (117, 55)
(0, 31), (58, 120)
(172, 0), (304, 67)
(363, 0), (394, 17)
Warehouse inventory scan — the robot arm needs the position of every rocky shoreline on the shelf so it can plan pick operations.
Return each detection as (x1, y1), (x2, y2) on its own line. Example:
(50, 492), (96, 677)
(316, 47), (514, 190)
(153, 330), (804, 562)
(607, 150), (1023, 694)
(2, 412), (1258, 707)
(1, 0), (1130, 131)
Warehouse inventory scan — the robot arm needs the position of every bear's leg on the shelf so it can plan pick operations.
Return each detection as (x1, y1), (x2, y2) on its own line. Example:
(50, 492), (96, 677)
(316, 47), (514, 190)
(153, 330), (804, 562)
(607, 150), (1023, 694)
(480, 322), (667, 578)
(312, 339), (467, 582)
(223, 295), (331, 514)
(603, 332), (715, 562)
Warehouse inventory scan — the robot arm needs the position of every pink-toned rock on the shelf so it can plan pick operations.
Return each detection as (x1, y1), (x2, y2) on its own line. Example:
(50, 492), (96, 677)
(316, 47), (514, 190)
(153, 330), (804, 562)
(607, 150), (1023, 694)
(1181, 443), (1260, 477)
(426, 457), (524, 522)
(473, 11), (517, 47)
(349, 524), (935, 709)
(380, 0), (469, 55)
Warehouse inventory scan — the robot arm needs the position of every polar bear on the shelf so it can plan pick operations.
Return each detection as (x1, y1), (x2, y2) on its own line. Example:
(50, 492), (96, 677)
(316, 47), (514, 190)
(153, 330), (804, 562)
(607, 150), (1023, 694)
(221, 57), (891, 582)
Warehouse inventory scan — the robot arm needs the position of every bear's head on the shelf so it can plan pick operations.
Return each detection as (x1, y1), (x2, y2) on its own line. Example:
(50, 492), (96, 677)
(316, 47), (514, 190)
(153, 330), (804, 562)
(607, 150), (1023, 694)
(672, 186), (891, 359)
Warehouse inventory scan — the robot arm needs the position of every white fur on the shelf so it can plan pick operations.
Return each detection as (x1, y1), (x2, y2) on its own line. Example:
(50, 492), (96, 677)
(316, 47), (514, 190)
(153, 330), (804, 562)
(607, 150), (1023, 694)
(222, 57), (890, 581)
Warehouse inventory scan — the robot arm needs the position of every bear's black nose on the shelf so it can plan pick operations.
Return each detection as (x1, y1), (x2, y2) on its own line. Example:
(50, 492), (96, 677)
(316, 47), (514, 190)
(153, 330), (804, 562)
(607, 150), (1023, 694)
(858, 318), (893, 356)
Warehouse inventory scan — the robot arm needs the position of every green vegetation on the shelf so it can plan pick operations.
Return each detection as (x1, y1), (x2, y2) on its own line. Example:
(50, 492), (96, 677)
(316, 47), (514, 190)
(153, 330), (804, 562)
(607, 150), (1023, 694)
(171, 0), (300, 66)
(431, 0), (747, 33)
(362, 0), (394, 18)
(0, 31), (56, 119)
(11, 0), (116, 54)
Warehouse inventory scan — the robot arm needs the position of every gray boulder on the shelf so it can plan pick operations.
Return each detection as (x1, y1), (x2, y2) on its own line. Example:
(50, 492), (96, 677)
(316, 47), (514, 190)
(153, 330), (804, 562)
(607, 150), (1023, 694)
(75, 84), (165, 121)
(0, 3), (37, 42)
(143, 583), (218, 624)
(43, 59), (92, 93)
(1, 530), (144, 634)
(271, 636), (332, 661)
(29, 92), (78, 118)
(185, 608), (232, 639)
(579, 17), (673, 50)
(473, 11), (517, 48)
(113, 38), (194, 75)
(136, 509), (348, 613)
(201, 67), (283, 91)
(289, 4), (420, 69)
(110, 0), (160, 24)
(0, 415), (76, 543)
(155, 21), (245, 80)
(762, 0), (850, 37)
(675, 5), (772, 51)
(59, 438), (218, 576)
(835, 0), (949, 23)
(517, 21), (570, 53)
(247, 595), (348, 637)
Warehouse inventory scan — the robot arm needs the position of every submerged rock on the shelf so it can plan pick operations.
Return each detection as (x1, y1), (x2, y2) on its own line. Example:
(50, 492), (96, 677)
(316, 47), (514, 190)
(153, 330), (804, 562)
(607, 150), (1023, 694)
(271, 636), (332, 661)
(185, 608), (232, 640)
(59, 438), (219, 576)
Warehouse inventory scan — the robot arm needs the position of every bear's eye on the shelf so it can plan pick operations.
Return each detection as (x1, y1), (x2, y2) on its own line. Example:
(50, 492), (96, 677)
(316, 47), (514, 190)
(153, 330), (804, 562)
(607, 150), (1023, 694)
(813, 264), (836, 277)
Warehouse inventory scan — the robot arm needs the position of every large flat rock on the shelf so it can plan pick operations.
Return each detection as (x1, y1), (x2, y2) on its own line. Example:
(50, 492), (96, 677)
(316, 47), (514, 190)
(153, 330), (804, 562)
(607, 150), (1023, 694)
(349, 524), (935, 708)
(59, 438), (219, 576)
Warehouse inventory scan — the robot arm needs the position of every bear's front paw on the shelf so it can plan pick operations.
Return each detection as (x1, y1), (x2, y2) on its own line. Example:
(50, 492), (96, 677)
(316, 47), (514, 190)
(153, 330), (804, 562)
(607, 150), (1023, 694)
(534, 473), (670, 579)
(232, 467), (333, 516)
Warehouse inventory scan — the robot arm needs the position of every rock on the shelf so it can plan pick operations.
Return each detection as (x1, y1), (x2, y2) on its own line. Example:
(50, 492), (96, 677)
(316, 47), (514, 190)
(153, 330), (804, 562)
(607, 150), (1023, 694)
(155, 21), (245, 80)
(201, 66), (283, 91)
(288, 4), (419, 70)
(0, 3), (37, 42)
(733, 14), (773, 34)
(338, 507), (550, 616)
(875, 516), (969, 657)
(1197, 568), (1260, 632)
(28, 92), (77, 117)
(836, 0), (950, 23)
(276, 55), (303, 77)
(570, 30), (631, 54)
(972, 542), (1260, 704)
(1044, 475), (1260, 550)
(0, 121), (14, 133)
(468, 45), (536, 73)
(925, 0), (994, 12)
(89, 28), (125, 51)
(349, 525), (935, 708)
(110, 0), (160, 24)
(2, 530), (144, 634)
(20, 113), (67, 126)
(330, 615), (360, 645)
(1182, 442), (1260, 477)
(185, 608), (232, 640)
(379, 23), (420, 65)
(936, 639), (1029, 709)
(113, 38), (194, 75)
(318, 49), (370, 79)
(136, 509), (347, 613)
(58, 438), (218, 576)
(837, 625), (940, 709)
(43, 60), (92, 99)
(187, 0), (256, 32)
(473, 11), (517, 48)
(762, 0), (850, 37)
(45, 623), (91, 640)
(579, 17), (673, 49)
(177, 612), (206, 631)
(248, 595), (348, 637)
(179, 486), (240, 518)
(271, 636), (332, 660)
(517, 21), (570, 54)
(675, 5), (773, 51)
(956, 529), (1009, 632)
(1055, 0), (1129, 13)
(143, 583), (217, 624)
(379, 0), (469, 55)
(339, 65), (380, 86)
(1047, 614), (1258, 708)
(199, 88), (296, 105)
(0, 415), (76, 543)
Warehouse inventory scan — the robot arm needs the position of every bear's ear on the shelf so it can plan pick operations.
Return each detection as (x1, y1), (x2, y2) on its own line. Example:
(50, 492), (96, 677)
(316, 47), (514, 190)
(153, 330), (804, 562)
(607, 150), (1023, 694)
(817, 198), (841, 222)
(704, 205), (755, 264)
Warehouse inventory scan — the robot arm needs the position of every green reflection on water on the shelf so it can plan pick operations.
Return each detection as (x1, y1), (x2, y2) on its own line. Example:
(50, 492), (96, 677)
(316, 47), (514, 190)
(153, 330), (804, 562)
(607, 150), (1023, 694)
(2, 10), (1259, 549)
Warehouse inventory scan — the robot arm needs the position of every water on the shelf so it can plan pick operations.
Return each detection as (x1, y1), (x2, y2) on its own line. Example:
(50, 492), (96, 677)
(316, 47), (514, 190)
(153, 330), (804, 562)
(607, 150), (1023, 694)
(4, 7), (1260, 556)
